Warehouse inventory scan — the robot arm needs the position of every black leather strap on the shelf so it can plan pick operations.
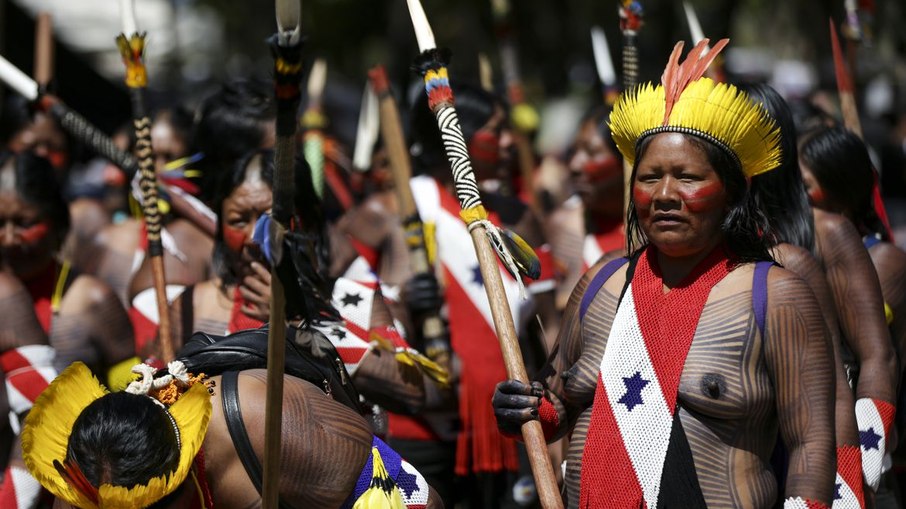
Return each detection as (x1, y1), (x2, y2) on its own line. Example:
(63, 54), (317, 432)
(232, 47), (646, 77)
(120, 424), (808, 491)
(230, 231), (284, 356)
(220, 371), (264, 492)
(220, 371), (295, 509)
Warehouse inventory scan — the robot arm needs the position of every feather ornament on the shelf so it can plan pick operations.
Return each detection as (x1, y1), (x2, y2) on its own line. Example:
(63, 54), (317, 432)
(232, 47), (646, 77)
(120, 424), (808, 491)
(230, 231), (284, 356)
(609, 39), (781, 178)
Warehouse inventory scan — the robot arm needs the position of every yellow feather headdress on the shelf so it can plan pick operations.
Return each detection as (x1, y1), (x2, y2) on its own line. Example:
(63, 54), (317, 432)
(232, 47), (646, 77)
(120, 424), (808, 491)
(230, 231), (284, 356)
(21, 362), (212, 509)
(608, 39), (782, 178)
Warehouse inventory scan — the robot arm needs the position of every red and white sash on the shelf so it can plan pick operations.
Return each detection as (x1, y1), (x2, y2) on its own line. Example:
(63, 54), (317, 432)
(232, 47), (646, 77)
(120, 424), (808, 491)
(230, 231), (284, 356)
(579, 246), (731, 508)
(327, 277), (379, 376)
(409, 175), (524, 474)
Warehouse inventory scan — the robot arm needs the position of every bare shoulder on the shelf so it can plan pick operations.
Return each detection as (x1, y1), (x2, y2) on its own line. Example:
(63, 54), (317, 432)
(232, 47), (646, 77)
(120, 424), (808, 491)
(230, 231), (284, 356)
(63, 274), (119, 312)
(765, 264), (810, 300)
(95, 219), (141, 250)
(869, 242), (906, 275)
(813, 209), (861, 245)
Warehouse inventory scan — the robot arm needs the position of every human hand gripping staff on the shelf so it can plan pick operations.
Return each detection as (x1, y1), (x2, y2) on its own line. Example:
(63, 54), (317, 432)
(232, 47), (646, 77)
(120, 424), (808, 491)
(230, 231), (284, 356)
(403, 0), (560, 507)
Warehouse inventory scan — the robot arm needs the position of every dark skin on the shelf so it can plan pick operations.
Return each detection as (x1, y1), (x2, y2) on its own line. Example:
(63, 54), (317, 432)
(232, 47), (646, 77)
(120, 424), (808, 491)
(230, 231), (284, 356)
(547, 117), (625, 311)
(802, 163), (906, 395)
(161, 157), (425, 416)
(0, 192), (135, 376)
(494, 133), (835, 507)
(52, 370), (443, 509)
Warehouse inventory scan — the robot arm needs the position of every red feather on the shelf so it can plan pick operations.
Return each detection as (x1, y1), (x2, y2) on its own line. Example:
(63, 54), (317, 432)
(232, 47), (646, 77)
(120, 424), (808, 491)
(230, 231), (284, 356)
(829, 19), (853, 94)
(661, 39), (729, 124)
(54, 459), (99, 505)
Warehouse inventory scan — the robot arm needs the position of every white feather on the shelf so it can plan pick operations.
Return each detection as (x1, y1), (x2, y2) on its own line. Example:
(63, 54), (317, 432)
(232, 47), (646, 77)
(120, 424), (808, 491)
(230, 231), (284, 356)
(683, 2), (708, 48)
(590, 26), (616, 87)
(353, 83), (379, 171)
(406, 0), (436, 53)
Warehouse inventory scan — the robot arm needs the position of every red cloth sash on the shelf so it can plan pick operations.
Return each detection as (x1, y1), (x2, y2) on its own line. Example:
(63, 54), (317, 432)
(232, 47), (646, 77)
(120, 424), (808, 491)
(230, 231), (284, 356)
(24, 262), (59, 334)
(579, 245), (732, 508)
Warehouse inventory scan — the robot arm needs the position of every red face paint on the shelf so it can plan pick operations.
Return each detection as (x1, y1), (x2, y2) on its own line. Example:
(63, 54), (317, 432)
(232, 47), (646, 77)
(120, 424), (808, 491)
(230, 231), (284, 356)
(807, 187), (826, 206)
(679, 181), (725, 213)
(582, 157), (622, 183)
(222, 226), (248, 253)
(469, 130), (500, 167)
(18, 222), (50, 245)
(46, 150), (69, 170)
(632, 186), (653, 210)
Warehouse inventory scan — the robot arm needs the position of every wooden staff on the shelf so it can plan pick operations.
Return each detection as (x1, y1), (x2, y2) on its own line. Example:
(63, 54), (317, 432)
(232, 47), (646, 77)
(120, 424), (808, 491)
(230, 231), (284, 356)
(368, 64), (451, 366)
(619, 0), (643, 235)
(830, 17), (893, 239)
(0, 54), (217, 237)
(264, 0), (303, 506)
(405, 0), (561, 506)
(490, 0), (538, 205)
(34, 12), (53, 90)
(116, 0), (174, 362)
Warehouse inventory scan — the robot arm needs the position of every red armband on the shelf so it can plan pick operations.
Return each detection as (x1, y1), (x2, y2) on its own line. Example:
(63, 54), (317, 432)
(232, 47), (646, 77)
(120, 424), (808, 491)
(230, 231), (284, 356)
(538, 395), (560, 441)
(834, 445), (865, 508)
(348, 236), (381, 270)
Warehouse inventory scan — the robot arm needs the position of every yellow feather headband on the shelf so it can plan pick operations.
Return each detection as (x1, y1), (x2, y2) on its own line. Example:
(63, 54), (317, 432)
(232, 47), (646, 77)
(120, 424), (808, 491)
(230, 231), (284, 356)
(609, 39), (782, 178)
(21, 362), (212, 509)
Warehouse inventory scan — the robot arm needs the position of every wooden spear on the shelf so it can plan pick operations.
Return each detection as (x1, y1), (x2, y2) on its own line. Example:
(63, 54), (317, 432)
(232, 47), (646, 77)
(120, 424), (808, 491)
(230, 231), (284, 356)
(264, 0), (303, 506)
(33, 12), (53, 90)
(368, 64), (452, 370)
(405, 1), (561, 506)
(116, 0), (175, 362)
(490, 0), (539, 206)
(619, 0), (643, 237)
(830, 17), (893, 239)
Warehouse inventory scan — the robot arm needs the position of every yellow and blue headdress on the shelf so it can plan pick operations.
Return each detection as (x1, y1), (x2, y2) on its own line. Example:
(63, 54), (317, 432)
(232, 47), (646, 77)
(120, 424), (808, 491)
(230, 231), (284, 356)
(608, 39), (782, 178)
(21, 362), (212, 509)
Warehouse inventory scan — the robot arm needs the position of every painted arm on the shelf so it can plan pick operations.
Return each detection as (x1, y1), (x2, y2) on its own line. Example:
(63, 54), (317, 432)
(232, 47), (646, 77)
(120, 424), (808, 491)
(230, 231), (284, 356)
(764, 269), (835, 506)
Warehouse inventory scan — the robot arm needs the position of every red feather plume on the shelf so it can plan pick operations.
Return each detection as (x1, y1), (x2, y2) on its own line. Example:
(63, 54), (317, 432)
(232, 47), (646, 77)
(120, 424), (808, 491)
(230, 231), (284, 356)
(660, 38), (730, 124)
(54, 459), (100, 505)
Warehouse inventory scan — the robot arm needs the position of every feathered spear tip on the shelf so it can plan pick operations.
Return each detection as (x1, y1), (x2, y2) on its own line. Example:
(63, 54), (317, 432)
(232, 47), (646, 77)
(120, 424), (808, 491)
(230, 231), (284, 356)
(115, 33), (147, 88)
(660, 38), (728, 124)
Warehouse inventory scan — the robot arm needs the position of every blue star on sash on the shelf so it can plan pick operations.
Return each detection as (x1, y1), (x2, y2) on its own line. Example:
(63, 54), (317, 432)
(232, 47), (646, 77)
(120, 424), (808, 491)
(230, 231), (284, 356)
(618, 371), (649, 411)
(472, 265), (484, 287)
(834, 483), (842, 500)
(860, 427), (882, 451)
(396, 468), (419, 498)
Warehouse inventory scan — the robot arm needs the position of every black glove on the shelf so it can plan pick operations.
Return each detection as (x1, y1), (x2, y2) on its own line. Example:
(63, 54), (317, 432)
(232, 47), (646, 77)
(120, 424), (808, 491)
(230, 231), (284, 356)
(403, 272), (443, 315)
(492, 379), (544, 436)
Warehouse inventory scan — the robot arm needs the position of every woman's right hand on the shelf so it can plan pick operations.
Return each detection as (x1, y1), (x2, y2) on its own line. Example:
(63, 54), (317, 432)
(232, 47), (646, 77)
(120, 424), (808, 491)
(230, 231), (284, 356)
(492, 379), (544, 435)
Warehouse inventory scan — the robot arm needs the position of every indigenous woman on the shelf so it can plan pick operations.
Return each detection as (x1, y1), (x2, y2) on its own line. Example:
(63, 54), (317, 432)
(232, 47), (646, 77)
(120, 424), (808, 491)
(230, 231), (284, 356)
(493, 41), (835, 508)
(799, 126), (906, 495)
(547, 105), (625, 310)
(746, 84), (864, 505)
(0, 151), (136, 387)
(165, 149), (428, 416)
(21, 361), (443, 508)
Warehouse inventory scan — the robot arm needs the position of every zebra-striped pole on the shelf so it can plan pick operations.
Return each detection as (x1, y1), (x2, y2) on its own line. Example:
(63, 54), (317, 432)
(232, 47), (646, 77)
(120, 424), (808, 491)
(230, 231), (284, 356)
(405, 1), (561, 507)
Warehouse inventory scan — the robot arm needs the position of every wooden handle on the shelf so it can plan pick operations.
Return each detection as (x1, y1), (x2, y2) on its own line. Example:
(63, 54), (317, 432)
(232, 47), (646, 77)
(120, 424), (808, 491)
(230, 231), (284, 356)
(469, 227), (563, 508)
(150, 256), (174, 362)
(513, 132), (536, 208)
(263, 267), (287, 509)
(34, 13), (54, 87)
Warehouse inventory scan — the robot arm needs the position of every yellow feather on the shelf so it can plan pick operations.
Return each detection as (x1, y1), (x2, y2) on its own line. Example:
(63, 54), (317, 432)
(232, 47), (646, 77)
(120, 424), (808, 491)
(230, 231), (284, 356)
(353, 447), (406, 509)
(608, 76), (781, 178)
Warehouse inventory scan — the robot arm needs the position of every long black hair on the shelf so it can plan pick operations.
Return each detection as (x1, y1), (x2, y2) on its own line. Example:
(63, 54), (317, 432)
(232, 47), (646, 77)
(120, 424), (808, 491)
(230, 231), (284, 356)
(67, 393), (180, 488)
(625, 133), (773, 263)
(743, 83), (816, 253)
(799, 126), (887, 240)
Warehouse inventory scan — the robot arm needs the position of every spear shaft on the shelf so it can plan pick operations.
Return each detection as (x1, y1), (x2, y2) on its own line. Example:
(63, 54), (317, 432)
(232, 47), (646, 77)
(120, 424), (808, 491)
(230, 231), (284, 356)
(264, 1), (303, 505)
(368, 65), (450, 362)
(116, 0), (174, 362)
(406, 0), (561, 505)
